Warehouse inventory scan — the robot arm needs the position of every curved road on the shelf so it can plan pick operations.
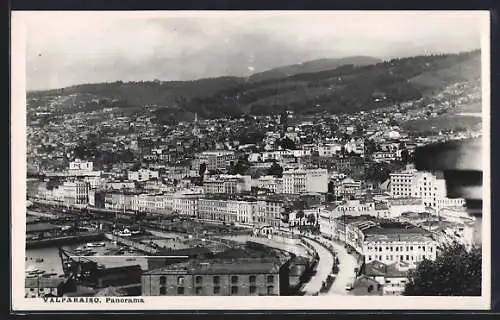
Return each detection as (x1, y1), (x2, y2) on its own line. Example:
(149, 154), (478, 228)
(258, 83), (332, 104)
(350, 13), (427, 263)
(219, 234), (310, 257)
(300, 238), (334, 295)
(321, 238), (358, 296)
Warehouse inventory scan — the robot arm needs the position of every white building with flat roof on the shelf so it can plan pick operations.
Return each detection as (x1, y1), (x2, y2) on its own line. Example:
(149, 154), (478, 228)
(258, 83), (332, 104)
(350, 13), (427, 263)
(128, 168), (160, 182)
(283, 168), (328, 194)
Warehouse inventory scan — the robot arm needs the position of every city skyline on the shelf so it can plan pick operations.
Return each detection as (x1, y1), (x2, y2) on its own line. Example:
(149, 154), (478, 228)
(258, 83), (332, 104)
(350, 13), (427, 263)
(19, 11), (483, 90)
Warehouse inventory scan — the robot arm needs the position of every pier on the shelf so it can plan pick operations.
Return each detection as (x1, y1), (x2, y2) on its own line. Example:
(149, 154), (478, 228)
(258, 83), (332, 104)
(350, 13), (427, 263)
(103, 233), (159, 254)
(26, 232), (105, 249)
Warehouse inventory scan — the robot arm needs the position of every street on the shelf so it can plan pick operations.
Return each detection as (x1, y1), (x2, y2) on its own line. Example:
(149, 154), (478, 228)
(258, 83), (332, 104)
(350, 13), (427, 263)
(220, 234), (310, 257)
(324, 238), (359, 296)
(300, 238), (334, 295)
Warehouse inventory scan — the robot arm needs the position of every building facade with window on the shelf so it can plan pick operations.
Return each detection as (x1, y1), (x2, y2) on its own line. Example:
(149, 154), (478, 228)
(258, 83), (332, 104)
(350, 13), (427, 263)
(282, 168), (328, 194)
(141, 258), (286, 296)
(390, 167), (465, 210)
(362, 225), (438, 267)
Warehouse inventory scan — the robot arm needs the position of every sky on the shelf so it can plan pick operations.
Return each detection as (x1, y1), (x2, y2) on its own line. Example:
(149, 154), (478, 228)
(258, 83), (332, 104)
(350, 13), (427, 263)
(15, 11), (486, 91)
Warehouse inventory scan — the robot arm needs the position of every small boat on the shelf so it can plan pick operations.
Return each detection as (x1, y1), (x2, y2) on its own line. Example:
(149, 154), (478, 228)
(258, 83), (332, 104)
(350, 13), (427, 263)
(86, 242), (105, 248)
(35, 258), (44, 263)
(125, 258), (136, 262)
(25, 266), (39, 273)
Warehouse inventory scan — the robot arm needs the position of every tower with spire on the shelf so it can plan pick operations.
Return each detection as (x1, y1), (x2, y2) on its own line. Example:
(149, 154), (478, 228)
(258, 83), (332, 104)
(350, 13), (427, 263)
(192, 112), (200, 137)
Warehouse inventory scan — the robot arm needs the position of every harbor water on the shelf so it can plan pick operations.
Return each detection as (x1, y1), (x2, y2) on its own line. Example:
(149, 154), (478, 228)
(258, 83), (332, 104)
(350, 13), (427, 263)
(25, 240), (149, 276)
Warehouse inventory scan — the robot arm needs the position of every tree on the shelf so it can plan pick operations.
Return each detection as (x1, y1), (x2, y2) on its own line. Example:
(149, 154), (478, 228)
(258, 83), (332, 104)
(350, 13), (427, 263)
(400, 148), (410, 165)
(365, 139), (377, 155)
(295, 210), (305, 225)
(267, 162), (284, 178)
(306, 214), (316, 225)
(229, 156), (251, 175)
(279, 137), (296, 150)
(403, 243), (481, 296)
(364, 162), (393, 184)
(198, 162), (207, 177)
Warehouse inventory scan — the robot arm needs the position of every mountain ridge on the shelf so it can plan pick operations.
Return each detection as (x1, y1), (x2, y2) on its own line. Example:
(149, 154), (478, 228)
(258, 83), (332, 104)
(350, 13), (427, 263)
(27, 50), (481, 121)
(247, 56), (382, 82)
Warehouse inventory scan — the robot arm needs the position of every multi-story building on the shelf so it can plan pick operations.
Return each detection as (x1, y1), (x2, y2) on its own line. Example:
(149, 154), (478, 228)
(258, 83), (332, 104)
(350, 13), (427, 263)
(202, 175), (251, 194)
(318, 143), (342, 157)
(282, 168), (328, 194)
(254, 176), (284, 194)
(25, 277), (63, 298)
(362, 223), (438, 266)
(141, 258), (287, 296)
(135, 193), (168, 213)
(198, 198), (255, 225)
(104, 191), (140, 211)
(60, 180), (90, 205)
(330, 178), (362, 199)
(390, 167), (466, 210)
(68, 159), (93, 172)
(319, 216), (438, 267)
(389, 167), (415, 198)
(192, 151), (237, 172)
(172, 192), (201, 216)
(128, 168), (160, 182)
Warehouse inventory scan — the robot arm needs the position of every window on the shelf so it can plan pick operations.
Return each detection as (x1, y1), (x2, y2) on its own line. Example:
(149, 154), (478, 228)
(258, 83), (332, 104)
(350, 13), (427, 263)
(231, 286), (239, 295)
(422, 246), (426, 252)
(195, 276), (202, 284)
(368, 256), (372, 261)
(395, 247), (399, 252)
(231, 276), (239, 284)
(406, 255), (409, 261)
(195, 286), (203, 295)
(159, 276), (166, 285)
(249, 275), (256, 283)
(159, 286), (166, 295)
(177, 276), (185, 285)
(267, 286), (274, 295)
(213, 286), (220, 294)
(177, 287), (184, 295)
(250, 285), (257, 294)
(213, 276), (220, 284)
(430, 247), (433, 252)
(267, 275), (274, 283)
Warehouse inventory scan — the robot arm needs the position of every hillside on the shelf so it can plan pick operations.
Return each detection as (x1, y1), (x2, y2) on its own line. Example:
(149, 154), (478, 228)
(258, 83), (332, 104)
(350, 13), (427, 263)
(186, 50), (481, 118)
(247, 56), (381, 82)
(28, 76), (245, 108)
(27, 50), (481, 120)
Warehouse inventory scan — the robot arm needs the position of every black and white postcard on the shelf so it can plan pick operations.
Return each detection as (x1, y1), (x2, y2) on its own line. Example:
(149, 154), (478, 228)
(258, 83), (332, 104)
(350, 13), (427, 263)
(11, 10), (491, 311)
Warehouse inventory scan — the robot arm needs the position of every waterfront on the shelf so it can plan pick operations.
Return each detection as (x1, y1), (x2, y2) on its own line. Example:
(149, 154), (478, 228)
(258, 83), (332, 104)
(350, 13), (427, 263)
(26, 241), (148, 275)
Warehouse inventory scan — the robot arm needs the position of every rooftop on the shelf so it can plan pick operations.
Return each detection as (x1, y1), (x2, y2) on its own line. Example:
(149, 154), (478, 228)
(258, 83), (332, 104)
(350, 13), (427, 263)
(364, 261), (409, 278)
(144, 257), (283, 275)
(362, 222), (434, 242)
(25, 277), (64, 288)
(26, 223), (62, 233)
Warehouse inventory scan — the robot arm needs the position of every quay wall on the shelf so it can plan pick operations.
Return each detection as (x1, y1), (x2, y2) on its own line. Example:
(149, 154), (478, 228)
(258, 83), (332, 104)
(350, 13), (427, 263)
(26, 233), (105, 249)
(103, 233), (159, 254)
